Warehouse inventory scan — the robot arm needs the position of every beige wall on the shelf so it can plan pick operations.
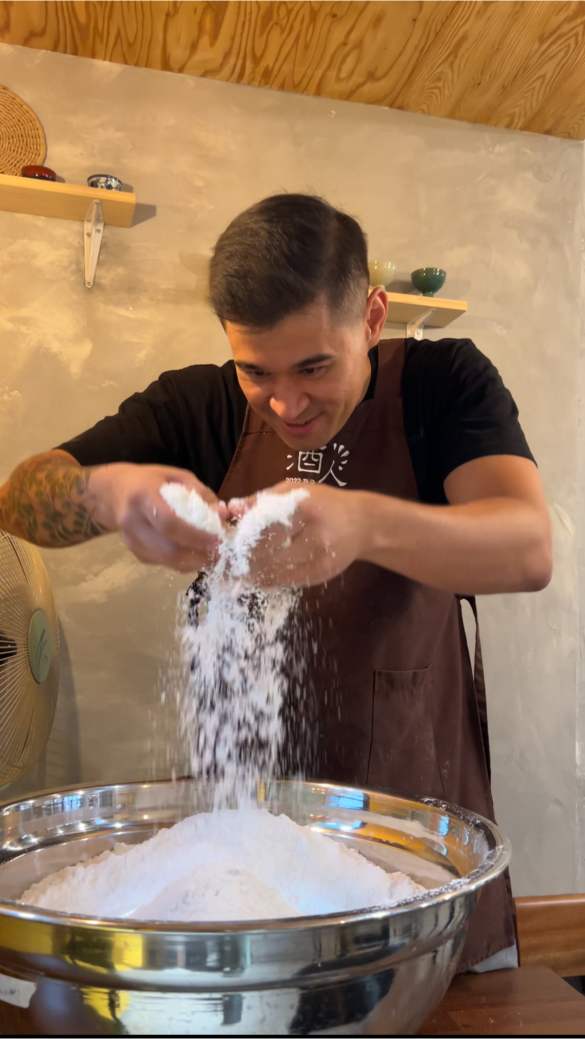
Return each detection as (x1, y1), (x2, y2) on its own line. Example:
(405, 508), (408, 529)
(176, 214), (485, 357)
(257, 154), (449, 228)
(0, 42), (581, 895)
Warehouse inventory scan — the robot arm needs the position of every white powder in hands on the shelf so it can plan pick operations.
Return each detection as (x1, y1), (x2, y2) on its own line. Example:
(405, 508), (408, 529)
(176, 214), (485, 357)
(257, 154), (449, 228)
(159, 481), (307, 576)
(20, 807), (425, 921)
(160, 483), (224, 537)
(227, 490), (306, 577)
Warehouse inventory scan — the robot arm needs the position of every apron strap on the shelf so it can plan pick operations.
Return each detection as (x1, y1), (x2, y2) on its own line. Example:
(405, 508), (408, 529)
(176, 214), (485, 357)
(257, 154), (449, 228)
(458, 594), (491, 781)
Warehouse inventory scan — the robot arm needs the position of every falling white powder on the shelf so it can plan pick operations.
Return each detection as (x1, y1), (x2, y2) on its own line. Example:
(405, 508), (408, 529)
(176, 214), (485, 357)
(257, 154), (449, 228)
(20, 807), (425, 920)
(161, 482), (309, 807)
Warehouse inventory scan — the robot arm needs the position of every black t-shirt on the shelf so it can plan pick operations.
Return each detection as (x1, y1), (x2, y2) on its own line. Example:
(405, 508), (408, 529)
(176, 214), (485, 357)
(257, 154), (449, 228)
(58, 338), (534, 504)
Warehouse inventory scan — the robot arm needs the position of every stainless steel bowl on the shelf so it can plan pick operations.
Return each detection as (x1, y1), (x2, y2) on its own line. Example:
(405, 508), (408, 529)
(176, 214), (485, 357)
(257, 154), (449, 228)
(0, 779), (509, 1035)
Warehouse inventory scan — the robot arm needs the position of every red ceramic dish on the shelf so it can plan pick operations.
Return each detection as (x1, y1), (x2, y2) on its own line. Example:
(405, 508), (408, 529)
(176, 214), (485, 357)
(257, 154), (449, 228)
(21, 165), (57, 181)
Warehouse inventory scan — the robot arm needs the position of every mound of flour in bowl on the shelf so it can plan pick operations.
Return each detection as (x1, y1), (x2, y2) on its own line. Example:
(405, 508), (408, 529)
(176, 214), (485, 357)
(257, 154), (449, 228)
(20, 807), (424, 920)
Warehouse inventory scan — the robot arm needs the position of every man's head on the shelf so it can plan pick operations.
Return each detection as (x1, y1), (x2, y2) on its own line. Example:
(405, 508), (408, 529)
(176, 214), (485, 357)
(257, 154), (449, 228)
(209, 194), (387, 449)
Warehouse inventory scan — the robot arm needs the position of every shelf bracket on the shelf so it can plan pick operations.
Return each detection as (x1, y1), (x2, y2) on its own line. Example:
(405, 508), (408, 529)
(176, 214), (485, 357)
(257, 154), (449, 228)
(83, 200), (104, 289)
(406, 308), (434, 341)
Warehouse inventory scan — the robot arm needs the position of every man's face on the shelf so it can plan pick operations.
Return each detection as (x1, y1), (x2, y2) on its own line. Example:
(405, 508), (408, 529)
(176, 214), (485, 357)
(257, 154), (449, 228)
(225, 292), (387, 450)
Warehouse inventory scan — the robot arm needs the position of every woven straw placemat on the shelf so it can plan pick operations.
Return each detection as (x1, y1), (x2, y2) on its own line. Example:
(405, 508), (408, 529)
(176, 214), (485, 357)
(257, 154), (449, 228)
(0, 85), (46, 175)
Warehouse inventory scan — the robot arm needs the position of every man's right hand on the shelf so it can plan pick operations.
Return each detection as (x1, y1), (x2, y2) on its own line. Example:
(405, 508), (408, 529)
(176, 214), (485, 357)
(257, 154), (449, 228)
(0, 450), (226, 573)
(87, 463), (227, 572)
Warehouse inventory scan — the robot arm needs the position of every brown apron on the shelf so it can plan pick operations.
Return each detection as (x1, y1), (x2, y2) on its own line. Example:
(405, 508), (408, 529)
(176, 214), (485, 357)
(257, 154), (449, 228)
(218, 338), (516, 970)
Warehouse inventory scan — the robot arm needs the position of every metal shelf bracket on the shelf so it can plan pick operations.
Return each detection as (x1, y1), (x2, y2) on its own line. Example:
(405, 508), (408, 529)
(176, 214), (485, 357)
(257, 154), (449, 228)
(406, 308), (434, 340)
(83, 200), (104, 289)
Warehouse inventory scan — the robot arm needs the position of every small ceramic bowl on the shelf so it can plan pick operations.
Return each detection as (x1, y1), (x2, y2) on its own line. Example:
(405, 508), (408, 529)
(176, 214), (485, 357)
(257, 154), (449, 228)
(411, 267), (446, 296)
(368, 259), (397, 289)
(87, 173), (124, 191)
(21, 165), (57, 181)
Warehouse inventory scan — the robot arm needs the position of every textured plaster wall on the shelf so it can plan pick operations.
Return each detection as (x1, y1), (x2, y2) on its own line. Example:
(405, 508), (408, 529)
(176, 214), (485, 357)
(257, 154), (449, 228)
(0, 42), (582, 895)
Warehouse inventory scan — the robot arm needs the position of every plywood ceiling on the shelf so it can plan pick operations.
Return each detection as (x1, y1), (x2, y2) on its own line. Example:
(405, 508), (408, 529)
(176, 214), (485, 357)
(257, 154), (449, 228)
(2, 1), (585, 139)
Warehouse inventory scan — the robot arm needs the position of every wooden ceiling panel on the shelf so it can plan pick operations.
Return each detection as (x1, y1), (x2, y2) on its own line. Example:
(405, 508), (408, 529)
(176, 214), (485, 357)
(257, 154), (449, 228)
(2, 1), (585, 139)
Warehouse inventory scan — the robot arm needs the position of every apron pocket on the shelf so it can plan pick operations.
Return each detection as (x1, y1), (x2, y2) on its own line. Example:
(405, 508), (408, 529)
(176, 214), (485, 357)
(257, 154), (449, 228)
(367, 667), (446, 799)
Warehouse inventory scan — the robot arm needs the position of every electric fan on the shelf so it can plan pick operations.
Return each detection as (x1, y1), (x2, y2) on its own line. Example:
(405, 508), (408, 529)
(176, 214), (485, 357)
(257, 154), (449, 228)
(0, 531), (59, 785)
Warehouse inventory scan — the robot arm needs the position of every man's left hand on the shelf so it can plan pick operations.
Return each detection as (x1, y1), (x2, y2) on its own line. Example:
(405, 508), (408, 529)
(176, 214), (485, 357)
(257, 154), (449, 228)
(227, 482), (367, 587)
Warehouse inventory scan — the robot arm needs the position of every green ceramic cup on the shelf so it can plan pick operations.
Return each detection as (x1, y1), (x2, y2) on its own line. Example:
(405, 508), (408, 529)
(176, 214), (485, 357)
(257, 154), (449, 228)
(411, 267), (446, 296)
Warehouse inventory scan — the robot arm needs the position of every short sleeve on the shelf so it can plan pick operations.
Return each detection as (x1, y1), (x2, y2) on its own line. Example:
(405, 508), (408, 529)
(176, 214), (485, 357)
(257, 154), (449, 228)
(57, 377), (183, 467)
(56, 361), (246, 492)
(402, 338), (535, 504)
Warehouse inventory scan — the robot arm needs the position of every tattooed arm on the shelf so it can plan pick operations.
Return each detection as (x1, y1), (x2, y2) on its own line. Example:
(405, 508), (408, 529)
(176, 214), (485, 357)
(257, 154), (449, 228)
(0, 450), (107, 547)
(0, 451), (227, 571)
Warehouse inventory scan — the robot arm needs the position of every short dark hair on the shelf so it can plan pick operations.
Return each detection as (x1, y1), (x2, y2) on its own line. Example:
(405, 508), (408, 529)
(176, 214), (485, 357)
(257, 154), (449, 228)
(209, 194), (368, 328)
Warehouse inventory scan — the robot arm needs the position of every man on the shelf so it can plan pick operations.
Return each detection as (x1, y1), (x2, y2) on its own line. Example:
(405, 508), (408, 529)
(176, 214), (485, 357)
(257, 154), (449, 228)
(0, 194), (551, 970)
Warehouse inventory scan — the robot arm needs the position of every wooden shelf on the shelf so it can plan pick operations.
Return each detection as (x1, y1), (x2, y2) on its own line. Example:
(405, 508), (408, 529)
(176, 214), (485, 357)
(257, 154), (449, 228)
(0, 173), (136, 227)
(384, 291), (467, 329)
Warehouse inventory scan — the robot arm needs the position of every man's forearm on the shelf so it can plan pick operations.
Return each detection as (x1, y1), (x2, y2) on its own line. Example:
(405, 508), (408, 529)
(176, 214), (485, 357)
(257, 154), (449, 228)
(0, 450), (108, 547)
(358, 491), (552, 594)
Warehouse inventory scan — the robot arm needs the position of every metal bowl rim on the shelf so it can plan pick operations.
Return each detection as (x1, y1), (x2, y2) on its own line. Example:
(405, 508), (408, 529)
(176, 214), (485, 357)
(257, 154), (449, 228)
(0, 778), (511, 934)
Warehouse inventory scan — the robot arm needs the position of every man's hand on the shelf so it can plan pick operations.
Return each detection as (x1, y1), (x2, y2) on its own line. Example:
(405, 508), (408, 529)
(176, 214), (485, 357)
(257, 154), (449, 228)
(227, 482), (368, 587)
(87, 463), (228, 573)
(0, 450), (227, 573)
(227, 454), (552, 595)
